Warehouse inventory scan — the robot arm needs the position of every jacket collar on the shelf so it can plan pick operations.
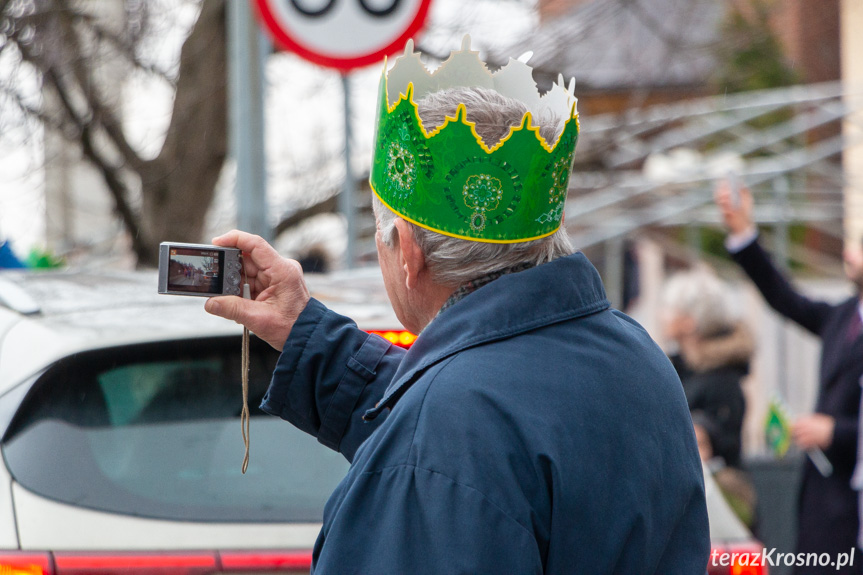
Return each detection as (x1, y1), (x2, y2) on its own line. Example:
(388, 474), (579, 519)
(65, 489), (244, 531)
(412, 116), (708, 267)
(363, 252), (610, 421)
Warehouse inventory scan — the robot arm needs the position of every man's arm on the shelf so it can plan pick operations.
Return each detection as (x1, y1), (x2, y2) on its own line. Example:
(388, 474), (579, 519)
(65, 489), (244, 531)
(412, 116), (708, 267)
(261, 298), (406, 461)
(715, 182), (832, 335)
(827, 413), (859, 466)
(731, 240), (832, 335)
(204, 231), (406, 462)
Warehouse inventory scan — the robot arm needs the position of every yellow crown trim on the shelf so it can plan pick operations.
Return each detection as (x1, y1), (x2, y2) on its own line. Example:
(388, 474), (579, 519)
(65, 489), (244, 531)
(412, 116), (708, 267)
(371, 184), (561, 244)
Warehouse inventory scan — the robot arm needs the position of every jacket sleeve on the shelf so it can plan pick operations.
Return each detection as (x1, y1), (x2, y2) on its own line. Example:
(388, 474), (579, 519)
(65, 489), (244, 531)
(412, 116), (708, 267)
(731, 239), (833, 336)
(260, 298), (406, 462)
(827, 413), (860, 469)
(701, 377), (746, 467)
(312, 465), (543, 575)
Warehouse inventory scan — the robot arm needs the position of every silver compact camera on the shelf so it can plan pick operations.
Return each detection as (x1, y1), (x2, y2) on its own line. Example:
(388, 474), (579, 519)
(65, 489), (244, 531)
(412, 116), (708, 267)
(157, 242), (243, 297)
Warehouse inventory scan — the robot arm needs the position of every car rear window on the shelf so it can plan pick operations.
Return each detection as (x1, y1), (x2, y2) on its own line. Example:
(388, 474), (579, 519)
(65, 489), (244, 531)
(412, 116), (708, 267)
(1, 337), (350, 523)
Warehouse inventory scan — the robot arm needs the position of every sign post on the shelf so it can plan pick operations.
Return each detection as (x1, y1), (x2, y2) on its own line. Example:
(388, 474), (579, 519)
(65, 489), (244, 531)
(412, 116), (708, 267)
(253, 0), (433, 267)
(229, 2), (270, 242)
(254, 0), (432, 71)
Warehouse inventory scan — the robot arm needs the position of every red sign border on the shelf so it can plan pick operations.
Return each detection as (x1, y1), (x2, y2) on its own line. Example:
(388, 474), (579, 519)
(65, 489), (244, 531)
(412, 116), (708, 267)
(253, 0), (432, 71)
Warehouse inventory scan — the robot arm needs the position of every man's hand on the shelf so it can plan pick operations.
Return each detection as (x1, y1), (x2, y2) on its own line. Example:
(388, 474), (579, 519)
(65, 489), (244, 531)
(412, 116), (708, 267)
(714, 178), (756, 236)
(843, 243), (863, 290)
(792, 414), (835, 451)
(204, 230), (310, 351)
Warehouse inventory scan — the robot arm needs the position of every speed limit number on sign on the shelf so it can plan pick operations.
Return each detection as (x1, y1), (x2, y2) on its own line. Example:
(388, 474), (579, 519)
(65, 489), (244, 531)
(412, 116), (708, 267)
(254, 0), (433, 71)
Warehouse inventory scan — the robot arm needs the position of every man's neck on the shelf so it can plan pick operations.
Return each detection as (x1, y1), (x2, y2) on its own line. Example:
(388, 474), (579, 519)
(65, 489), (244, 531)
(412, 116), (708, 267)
(436, 262), (536, 318)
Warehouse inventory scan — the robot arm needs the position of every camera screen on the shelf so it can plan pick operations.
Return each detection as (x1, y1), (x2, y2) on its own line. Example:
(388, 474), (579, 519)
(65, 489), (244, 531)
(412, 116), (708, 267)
(166, 247), (224, 294)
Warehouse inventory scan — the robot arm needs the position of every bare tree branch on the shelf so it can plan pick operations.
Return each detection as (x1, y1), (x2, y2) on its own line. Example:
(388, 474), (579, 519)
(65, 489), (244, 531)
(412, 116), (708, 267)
(73, 10), (174, 83)
(2, 0), (228, 267)
(274, 195), (339, 237)
(54, 5), (147, 173)
(0, 82), (67, 133)
(42, 65), (147, 257)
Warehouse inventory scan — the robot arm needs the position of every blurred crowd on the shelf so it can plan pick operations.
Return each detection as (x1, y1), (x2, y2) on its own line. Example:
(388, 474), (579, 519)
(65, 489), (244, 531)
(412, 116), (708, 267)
(661, 179), (863, 573)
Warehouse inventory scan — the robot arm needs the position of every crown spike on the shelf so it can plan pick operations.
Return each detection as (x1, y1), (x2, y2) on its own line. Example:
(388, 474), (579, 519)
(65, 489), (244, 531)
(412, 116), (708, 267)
(493, 58), (543, 117)
(455, 103), (468, 123)
(568, 77), (576, 96)
(557, 73), (565, 88)
(431, 35), (493, 92)
(517, 51), (533, 64)
(386, 40), (435, 105)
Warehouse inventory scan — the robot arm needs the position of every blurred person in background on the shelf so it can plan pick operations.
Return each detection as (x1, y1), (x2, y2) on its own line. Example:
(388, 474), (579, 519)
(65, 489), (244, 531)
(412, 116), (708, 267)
(849, 246), (863, 552)
(662, 267), (753, 469)
(716, 180), (863, 574)
(691, 410), (758, 529)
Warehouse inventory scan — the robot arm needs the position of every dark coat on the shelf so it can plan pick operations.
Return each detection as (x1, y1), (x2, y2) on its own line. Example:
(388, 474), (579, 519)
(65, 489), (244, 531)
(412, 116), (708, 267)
(261, 253), (709, 574)
(672, 324), (753, 468)
(732, 239), (863, 572)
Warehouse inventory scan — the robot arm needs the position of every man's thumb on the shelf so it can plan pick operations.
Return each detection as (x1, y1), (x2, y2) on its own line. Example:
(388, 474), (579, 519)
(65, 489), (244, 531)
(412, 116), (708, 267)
(205, 295), (252, 324)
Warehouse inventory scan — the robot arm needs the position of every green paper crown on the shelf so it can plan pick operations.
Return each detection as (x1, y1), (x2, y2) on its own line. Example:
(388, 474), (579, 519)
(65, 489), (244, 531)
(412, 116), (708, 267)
(370, 37), (579, 243)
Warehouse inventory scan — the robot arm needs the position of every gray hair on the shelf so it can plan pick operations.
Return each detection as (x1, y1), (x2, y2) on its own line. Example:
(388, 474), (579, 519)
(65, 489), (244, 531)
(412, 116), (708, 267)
(374, 87), (573, 287)
(661, 268), (740, 338)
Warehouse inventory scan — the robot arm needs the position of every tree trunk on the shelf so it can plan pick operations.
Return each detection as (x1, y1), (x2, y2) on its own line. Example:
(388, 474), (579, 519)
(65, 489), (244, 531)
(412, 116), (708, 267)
(2, 0), (228, 268)
(137, 0), (227, 267)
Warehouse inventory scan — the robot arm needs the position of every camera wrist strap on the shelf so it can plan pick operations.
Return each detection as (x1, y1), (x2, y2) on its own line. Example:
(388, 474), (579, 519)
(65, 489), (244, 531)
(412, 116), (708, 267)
(241, 282), (251, 474)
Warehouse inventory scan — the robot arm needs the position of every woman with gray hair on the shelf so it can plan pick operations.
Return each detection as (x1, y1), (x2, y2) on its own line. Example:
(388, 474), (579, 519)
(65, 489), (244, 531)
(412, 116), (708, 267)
(662, 267), (754, 468)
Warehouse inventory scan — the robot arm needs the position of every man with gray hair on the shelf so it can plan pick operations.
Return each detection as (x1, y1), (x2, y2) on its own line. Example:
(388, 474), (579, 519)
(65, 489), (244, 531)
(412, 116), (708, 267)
(206, 41), (708, 574)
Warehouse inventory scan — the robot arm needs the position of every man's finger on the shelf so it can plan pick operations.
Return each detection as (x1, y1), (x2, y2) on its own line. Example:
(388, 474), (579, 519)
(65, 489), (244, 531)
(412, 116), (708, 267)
(205, 294), (292, 351)
(739, 185), (752, 208)
(205, 295), (255, 325)
(212, 230), (283, 271)
(714, 186), (730, 207)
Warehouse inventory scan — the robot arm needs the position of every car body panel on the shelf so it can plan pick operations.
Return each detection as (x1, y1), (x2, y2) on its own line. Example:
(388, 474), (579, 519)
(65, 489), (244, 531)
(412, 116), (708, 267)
(12, 483), (321, 550)
(0, 464), (17, 548)
(702, 463), (752, 543)
(0, 267), (401, 558)
(0, 268), (401, 395)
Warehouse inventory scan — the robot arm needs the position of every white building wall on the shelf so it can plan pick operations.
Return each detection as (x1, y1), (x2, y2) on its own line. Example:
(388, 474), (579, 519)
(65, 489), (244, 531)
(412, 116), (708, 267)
(842, 0), (863, 247)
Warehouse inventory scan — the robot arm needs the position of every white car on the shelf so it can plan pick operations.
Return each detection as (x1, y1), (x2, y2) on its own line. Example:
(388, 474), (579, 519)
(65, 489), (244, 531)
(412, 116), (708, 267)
(0, 267), (408, 574)
(0, 266), (764, 574)
(704, 462), (769, 575)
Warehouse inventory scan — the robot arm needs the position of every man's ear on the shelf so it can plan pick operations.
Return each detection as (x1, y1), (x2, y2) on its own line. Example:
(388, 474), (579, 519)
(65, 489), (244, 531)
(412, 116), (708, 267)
(394, 218), (425, 290)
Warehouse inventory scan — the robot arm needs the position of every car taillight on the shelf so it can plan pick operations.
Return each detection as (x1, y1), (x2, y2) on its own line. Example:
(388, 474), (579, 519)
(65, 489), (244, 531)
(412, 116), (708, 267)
(53, 552), (216, 574)
(708, 543), (768, 575)
(0, 550), (314, 574)
(0, 553), (52, 575)
(367, 330), (417, 348)
(219, 550), (312, 571)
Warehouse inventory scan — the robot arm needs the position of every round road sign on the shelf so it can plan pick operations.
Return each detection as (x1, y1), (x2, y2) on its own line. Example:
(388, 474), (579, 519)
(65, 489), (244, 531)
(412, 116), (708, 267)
(254, 0), (433, 71)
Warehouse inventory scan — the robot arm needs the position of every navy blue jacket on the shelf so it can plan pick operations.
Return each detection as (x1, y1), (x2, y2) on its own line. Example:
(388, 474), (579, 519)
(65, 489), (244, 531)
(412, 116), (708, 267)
(262, 253), (709, 574)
